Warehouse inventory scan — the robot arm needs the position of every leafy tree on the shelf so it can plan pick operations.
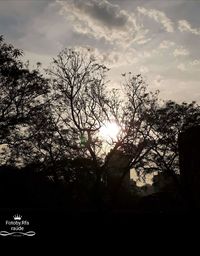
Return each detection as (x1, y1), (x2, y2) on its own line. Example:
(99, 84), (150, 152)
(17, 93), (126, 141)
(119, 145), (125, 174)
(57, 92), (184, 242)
(142, 100), (200, 190)
(3, 37), (200, 208)
(0, 36), (49, 165)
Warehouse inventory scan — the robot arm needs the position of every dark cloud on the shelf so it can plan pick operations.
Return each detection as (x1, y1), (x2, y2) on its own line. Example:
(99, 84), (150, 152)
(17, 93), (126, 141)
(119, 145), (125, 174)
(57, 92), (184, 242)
(68, 0), (129, 28)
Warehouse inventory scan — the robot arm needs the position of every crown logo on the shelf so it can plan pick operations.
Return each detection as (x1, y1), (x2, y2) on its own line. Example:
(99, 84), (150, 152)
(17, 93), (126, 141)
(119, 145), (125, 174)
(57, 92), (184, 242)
(13, 214), (22, 221)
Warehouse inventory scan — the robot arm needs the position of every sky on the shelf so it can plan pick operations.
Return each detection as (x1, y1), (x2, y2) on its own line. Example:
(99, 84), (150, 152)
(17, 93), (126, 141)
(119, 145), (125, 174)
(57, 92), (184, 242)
(1, 0), (200, 103)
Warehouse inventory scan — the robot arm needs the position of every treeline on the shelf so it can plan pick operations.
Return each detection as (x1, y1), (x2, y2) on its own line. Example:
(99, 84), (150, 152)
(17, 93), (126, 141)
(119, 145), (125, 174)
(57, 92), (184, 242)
(0, 36), (200, 211)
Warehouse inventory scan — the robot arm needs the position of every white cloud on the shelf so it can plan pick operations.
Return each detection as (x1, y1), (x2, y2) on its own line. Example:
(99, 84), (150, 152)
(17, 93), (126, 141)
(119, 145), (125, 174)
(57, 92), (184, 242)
(173, 46), (189, 57)
(137, 38), (152, 45)
(190, 59), (200, 66)
(138, 51), (152, 59)
(153, 74), (163, 87)
(159, 40), (175, 49)
(137, 6), (174, 32)
(178, 20), (200, 35)
(177, 63), (186, 71)
(76, 46), (139, 67)
(58, 0), (149, 48)
(176, 59), (200, 73)
(139, 66), (149, 73)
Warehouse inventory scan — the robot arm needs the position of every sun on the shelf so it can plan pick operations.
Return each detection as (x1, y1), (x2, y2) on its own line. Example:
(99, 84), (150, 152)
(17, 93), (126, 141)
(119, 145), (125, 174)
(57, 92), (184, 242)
(99, 121), (120, 141)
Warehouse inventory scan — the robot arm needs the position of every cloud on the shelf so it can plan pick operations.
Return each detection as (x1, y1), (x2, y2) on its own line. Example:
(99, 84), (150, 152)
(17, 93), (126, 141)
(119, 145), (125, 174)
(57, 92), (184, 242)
(137, 38), (152, 45)
(190, 59), (200, 66)
(139, 66), (149, 74)
(177, 59), (200, 73)
(173, 46), (189, 57)
(177, 63), (186, 71)
(152, 74), (163, 88)
(159, 40), (175, 49)
(178, 20), (200, 35)
(137, 6), (174, 32)
(71, 46), (139, 68)
(138, 51), (152, 59)
(58, 0), (149, 48)
(64, 0), (130, 28)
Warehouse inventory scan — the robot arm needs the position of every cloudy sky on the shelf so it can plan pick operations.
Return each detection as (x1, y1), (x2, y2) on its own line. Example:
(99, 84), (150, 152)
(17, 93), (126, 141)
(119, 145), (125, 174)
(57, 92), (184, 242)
(1, 0), (200, 103)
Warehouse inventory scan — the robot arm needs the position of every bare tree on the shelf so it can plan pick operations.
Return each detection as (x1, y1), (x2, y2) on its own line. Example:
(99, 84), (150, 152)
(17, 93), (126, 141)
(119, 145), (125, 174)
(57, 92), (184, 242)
(46, 50), (159, 202)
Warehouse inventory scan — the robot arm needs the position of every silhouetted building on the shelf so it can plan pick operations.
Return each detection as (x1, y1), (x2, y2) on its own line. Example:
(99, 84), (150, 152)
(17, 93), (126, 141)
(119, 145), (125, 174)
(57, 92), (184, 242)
(106, 150), (131, 194)
(152, 172), (179, 194)
(179, 126), (200, 209)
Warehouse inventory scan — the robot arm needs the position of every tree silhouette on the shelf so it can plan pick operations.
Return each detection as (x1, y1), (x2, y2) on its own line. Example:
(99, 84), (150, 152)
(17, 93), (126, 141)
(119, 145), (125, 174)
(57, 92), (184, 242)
(1, 37), (200, 211)
(141, 100), (200, 195)
(44, 49), (160, 204)
(0, 36), (49, 165)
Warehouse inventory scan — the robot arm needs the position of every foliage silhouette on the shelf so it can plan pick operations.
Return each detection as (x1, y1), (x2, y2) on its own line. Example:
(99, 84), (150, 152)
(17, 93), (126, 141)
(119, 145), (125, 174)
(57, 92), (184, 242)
(0, 35), (49, 166)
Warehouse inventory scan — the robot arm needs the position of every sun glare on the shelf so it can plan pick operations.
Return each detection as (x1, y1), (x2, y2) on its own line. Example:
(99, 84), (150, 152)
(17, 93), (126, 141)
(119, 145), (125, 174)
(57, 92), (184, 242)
(99, 121), (120, 141)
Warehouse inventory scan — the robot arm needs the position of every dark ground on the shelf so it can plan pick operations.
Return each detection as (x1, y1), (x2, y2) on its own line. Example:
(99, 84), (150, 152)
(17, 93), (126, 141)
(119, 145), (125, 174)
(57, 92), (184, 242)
(0, 165), (199, 240)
